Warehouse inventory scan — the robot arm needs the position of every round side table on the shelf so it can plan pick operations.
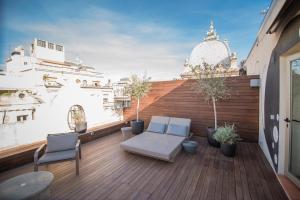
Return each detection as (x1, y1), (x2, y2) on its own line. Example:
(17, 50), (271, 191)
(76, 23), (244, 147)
(0, 171), (54, 200)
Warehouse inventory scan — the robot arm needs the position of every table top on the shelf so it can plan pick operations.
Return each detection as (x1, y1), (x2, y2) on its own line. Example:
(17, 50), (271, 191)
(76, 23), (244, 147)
(0, 171), (54, 200)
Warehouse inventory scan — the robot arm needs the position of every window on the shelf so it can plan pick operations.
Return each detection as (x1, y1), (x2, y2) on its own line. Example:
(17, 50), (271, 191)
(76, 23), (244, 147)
(56, 45), (63, 51)
(37, 40), (46, 47)
(17, 115), (28, 122)
(67, 105), (85, 130)
(48, 43), (54, 49)
(103, 98), (108, 104)
(11, 51), (20, 56)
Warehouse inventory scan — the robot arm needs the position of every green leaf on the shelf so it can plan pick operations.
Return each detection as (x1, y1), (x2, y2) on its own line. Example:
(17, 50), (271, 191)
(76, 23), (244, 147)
(213, 124), (241, 144)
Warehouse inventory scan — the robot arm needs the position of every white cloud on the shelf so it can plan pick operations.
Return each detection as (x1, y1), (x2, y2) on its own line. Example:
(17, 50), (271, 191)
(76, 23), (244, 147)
(8, 7), (194, 81)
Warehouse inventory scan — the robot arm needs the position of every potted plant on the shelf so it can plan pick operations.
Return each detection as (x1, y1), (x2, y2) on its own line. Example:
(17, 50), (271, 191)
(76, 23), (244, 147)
(73, 110), (87, 134)
(213, 124), (240, 157)
(190, 63), (230, 147)
(125, 74), (151, 134)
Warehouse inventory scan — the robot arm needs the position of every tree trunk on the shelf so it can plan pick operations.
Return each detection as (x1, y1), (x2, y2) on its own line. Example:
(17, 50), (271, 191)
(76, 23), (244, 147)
(212, 97), (217, 130)
(136, 98), (140, 122)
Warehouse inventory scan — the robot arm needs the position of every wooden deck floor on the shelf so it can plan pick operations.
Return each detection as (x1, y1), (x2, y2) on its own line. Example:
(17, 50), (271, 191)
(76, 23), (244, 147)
(0, 132), (288, 200)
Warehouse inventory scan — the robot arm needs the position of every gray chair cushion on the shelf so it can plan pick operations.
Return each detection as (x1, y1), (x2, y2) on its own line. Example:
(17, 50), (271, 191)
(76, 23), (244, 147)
(46, 133), (78, 153)
(147, 122), (166, 134)
(38, 149), (76, 164)
(166, 124), (188, 137)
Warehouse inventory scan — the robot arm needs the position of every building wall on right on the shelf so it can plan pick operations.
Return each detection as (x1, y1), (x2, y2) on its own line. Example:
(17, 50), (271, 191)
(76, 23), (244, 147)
(245, 0), (300, 182)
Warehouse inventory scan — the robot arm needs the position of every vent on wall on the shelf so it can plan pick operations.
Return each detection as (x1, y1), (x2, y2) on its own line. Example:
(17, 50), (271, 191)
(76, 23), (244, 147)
(250, 79), (260, 87)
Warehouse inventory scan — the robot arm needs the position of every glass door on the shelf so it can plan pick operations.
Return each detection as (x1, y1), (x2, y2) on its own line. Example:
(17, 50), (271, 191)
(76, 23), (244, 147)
(289, 59), (300, 186)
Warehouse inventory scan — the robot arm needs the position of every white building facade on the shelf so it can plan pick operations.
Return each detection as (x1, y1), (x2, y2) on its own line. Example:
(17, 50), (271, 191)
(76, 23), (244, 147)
(0, 39), (123, 150)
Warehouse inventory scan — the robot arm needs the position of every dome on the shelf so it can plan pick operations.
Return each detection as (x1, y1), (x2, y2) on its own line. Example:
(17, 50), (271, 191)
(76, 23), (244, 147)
(188, 21), (231, 68)
(181, 21), (239, 79)
(189, 40), (231, 67)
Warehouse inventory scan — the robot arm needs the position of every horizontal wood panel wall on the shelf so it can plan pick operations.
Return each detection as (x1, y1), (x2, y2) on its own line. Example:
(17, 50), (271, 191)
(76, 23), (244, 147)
(124, 75), (259, 142)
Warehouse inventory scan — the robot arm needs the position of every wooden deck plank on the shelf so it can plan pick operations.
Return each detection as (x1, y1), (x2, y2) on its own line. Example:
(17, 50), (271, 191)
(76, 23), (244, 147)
(234, 143), (246, 200)
(191, 144), (217, 200)
(183, 139), (209, 200)
(199, 147), (218, 200)
(243, 142), (267, 200)
(0, 132), (288, 200)
(237, 143), (252, 200)
(149, 153), (189, 200)
(163, 153), (197, 200)
(214, 147), (224, 200)
(248, 143), (288, 200)
(241, 141), (259, 200)
(178, 139), (207, 200)
(246, 143), (273, 200)
(221, 154), (230, 200)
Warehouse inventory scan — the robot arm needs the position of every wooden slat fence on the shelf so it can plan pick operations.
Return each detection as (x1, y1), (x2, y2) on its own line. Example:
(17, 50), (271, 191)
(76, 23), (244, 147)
(124, 75), (259, 142)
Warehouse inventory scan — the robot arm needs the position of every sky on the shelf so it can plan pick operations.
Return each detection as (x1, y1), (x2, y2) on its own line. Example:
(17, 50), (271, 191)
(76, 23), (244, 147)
(0, 0), (270, 81)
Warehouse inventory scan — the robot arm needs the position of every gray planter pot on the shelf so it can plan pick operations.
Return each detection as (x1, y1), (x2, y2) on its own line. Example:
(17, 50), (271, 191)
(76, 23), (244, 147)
(221, 143), (236, 157)
(182, 141), (198, 154)
(206, 127), (220, 148)
(130, 120), (144, 135)
(75, 122), (87, 134)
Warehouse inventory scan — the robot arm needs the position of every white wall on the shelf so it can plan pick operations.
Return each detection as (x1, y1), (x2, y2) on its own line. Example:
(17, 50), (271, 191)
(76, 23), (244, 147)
(245, 0), (286, 172)
(0, 85), (121, 149)
(32, 39), (65, 62)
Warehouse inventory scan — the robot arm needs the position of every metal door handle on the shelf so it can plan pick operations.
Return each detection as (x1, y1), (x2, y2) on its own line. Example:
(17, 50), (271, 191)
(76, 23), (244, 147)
(284, 118), (291, 123)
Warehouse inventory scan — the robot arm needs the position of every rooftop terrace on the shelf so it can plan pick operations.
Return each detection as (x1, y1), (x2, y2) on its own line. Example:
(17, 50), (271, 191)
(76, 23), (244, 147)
(0, 131), (288, 200)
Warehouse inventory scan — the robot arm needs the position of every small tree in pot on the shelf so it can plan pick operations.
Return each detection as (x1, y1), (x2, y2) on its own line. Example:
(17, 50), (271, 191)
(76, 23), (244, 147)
(191, 63), (230, 147)
(73, 110), (87, 134)
(125, 74), (151, 134)
(213, 124), (241, 157)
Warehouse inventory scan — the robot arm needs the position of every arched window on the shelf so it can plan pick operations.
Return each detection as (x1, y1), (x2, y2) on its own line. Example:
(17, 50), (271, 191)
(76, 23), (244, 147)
(67, 105), (86, 130)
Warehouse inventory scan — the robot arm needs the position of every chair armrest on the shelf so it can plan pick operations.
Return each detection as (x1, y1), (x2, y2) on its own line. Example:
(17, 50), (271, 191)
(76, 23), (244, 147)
(34, 144), (46, 163)
(75, 139), (81, 150)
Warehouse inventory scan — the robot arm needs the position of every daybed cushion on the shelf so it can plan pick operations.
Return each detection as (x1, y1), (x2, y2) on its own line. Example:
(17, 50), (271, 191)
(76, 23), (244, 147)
(147, 122), (166, 134)
(150, 116), (170, 125)
(120, 132), (185, 161)
(166, 124), (188, 137)
(38, 150), (76, 164)
(46, 133), (78, 153)
(167, 117), (191, 137)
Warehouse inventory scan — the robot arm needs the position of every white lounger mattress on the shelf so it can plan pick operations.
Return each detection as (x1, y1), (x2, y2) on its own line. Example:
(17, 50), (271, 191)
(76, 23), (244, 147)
(120, 131), (185, 161)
